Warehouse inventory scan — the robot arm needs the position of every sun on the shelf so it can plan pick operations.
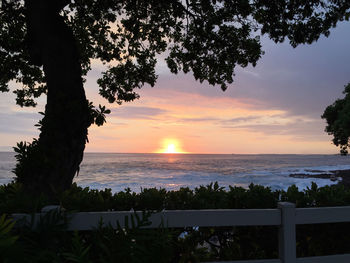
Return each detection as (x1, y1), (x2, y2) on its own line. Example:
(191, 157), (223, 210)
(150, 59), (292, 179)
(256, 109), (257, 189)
(156, 139), (186, 154)
(166, 143), (176, 153)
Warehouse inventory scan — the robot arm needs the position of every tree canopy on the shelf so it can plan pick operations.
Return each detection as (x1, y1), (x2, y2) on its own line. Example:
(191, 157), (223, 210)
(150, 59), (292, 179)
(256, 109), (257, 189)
(322, 83), (350, 155)
(2, 0), (349, 106)
(1, 0), (350, 195)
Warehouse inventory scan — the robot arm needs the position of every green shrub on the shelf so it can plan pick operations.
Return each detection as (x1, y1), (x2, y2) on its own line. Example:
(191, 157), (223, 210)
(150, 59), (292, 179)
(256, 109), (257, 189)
(1, 181), (350, 261)
(0, 214), (18, 262)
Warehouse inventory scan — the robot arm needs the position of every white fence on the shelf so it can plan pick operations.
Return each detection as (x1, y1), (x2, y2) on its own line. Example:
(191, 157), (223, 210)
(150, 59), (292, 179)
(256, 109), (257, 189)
(12, 202), (350, 263)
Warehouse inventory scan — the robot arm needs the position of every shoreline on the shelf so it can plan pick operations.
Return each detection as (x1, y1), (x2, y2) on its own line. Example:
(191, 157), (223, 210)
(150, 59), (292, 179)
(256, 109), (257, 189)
(289, 169), (350, 186)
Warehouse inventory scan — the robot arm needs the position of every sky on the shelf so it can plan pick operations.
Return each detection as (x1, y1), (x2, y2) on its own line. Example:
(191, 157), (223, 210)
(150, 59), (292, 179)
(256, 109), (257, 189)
(1, 22), (350, 154)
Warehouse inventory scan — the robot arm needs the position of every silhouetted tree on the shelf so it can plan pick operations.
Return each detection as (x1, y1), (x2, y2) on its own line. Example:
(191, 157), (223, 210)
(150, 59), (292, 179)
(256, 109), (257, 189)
(1, 0), (349, 196)
(322, 83), (350, 155)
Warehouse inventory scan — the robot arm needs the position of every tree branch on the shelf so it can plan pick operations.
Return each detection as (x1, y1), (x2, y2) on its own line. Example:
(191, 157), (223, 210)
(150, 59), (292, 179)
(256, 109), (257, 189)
(170, 0), (198, 20)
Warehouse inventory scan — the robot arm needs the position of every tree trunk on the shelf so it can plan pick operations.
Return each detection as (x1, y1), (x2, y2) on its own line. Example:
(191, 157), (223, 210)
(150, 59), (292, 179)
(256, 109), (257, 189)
(19, 0), (89, 196)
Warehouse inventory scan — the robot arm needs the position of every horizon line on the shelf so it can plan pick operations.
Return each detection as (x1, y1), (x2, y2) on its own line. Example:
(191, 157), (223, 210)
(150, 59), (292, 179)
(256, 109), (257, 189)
(0, 151), (342, 156)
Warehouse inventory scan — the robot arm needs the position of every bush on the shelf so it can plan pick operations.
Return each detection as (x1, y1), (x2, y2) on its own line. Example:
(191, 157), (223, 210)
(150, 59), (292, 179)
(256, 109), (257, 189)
(1, 181), (350, 262)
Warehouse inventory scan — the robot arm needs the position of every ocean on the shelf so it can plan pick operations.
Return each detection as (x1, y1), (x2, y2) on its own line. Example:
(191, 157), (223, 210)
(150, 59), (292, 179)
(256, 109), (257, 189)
(1, 152), (350, 193)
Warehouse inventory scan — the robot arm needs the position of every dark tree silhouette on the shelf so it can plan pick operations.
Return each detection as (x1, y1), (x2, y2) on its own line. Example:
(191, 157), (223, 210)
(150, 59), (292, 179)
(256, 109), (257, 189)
(1, 0), (349, 195)
(322, 83), (350, 155)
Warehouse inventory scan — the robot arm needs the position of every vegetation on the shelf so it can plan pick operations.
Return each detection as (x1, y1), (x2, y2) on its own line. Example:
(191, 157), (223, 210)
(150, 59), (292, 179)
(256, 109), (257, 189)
(1, 182), (350, 262)
(1, 1), (350, 195)
(322, 83), (350, 155)
(3, 181), (350, 214)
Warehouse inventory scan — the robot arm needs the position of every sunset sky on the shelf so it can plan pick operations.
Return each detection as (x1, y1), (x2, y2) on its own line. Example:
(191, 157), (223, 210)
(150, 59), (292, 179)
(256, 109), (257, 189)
(1, 22), (350, 154)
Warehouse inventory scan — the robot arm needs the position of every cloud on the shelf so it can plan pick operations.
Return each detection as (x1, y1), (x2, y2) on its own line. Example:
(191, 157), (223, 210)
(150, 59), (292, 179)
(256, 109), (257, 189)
(0, 111), (40, 135)
(221, 118), (328, 141)
(110, 106), (168, 120)
(1, 20), (349, 154)
(180, 117), (220, 122)
(177, 115), (265, 125)
(224, 116), (262, 123)
(146, 22), (350, 120)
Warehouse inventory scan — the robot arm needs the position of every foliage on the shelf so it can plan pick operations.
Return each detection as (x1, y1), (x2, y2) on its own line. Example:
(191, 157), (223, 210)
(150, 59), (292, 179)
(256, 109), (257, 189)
(0, 214), (18, 262)
(62, 231), (92, 263)
(12, 139), (72, 197)
(1, 181), (350, 261)
(3, 181), (350, 214)
(322, 83), (350, 155)
(1, 0), (350, 193)
(91, 211), (175, 263)
(87, 102), (111, 127)
(0, 209), (176, 263)
(16, 209), (69, 262)
(2, 1), (350, 105)
(0, 181), (50, 214)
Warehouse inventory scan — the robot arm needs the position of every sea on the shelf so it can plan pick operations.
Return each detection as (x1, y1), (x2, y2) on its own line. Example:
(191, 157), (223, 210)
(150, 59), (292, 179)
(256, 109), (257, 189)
(1, 152), (350, 193)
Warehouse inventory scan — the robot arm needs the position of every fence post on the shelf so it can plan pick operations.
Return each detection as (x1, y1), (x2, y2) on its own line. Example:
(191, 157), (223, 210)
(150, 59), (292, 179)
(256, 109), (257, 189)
(278, 202), (296, 263)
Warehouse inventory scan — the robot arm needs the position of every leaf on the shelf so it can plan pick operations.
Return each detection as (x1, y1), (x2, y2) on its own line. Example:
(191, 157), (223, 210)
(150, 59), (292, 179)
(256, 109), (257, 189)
(0, 214), (18, 249)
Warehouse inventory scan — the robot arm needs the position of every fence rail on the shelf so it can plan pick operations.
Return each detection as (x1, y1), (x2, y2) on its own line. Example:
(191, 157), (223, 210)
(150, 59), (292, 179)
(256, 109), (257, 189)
(12, 202), (350, 263)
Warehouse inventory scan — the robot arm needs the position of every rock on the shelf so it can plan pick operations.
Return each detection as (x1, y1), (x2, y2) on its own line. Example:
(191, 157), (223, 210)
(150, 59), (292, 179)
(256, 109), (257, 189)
(289, 169), (350, 188)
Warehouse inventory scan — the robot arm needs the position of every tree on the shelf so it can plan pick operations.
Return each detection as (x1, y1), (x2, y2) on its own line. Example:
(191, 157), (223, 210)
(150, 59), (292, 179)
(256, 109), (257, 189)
(1, 0), (349, 196)
(322, 83), (350, 155)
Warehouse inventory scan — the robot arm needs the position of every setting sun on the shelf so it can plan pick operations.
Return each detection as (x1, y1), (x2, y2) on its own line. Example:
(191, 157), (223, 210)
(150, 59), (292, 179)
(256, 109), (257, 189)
(166, 143), (176, 153)
(156, 138), (186, 153)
